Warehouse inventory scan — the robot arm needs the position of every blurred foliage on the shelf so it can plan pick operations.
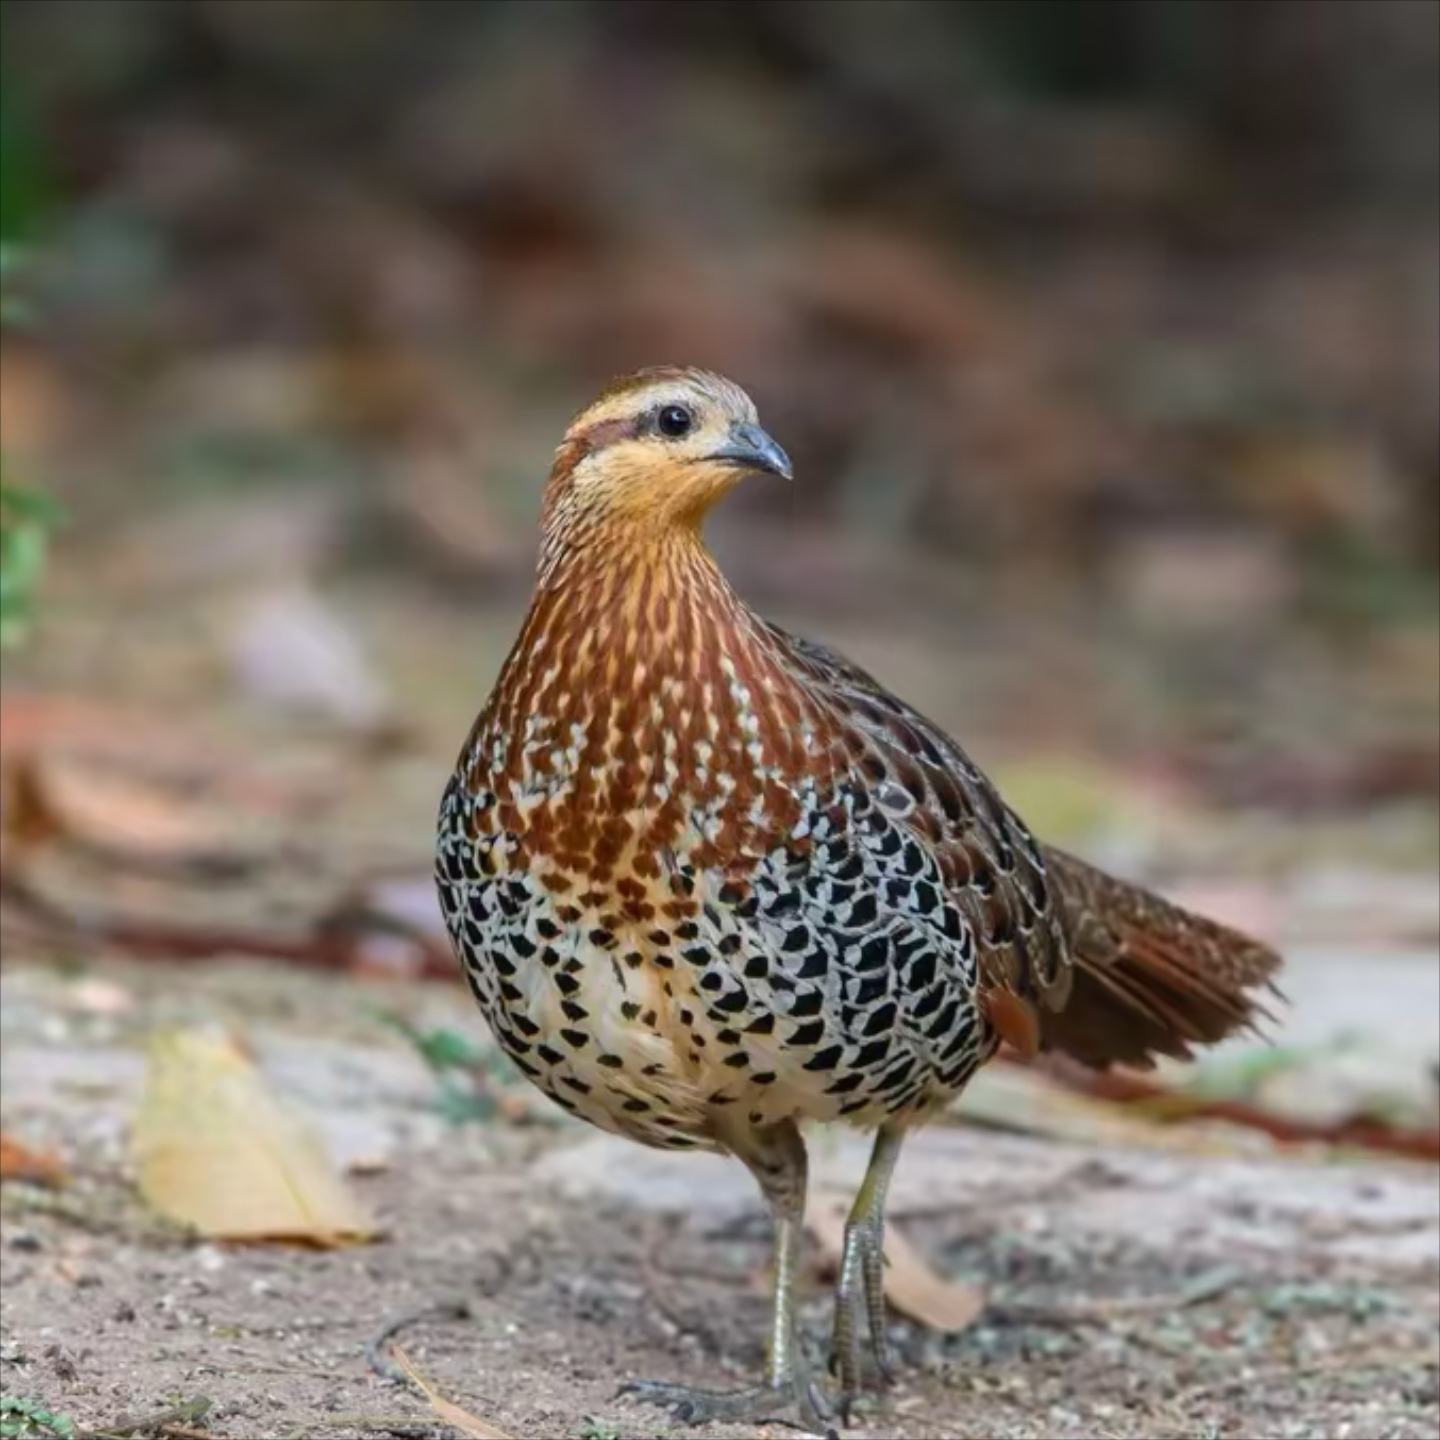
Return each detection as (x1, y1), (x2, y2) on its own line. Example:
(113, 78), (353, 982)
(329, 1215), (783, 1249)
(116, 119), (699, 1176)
(0, 1396), (75, 1440)
(0, 0), (1433, 610)
(0, 247), (59, 650)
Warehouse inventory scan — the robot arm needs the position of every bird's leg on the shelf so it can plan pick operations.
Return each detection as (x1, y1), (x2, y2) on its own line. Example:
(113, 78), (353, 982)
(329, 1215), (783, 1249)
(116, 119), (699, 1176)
(830, 1122), (905, 1416)
(620, 1119), (831, 1433)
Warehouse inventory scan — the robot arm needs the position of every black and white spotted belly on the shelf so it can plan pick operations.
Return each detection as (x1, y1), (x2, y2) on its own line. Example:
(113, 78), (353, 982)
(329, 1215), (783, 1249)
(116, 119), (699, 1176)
(436, 766), (995, 1150)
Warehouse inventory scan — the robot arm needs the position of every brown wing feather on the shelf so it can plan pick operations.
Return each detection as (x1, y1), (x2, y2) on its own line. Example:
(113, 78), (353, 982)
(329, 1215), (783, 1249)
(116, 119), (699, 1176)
(1038, 846), (1281, 1069)
(771, 626), (1073, 1012)
(769, 625), (1283, 1071)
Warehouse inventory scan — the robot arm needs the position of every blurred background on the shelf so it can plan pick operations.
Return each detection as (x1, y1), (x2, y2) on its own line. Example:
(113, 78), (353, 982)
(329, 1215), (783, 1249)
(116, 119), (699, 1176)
(0, 4), (1436, 1437)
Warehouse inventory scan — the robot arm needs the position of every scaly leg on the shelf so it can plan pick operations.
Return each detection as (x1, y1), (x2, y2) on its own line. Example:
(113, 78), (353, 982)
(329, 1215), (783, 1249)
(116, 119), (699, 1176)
(831, 1122), (905, 1417)
(620, 1119), (831, 1432)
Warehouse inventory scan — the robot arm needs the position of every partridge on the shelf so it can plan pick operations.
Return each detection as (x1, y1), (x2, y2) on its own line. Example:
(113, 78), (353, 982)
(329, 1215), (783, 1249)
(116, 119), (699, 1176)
(435, 368), (1281, 1430)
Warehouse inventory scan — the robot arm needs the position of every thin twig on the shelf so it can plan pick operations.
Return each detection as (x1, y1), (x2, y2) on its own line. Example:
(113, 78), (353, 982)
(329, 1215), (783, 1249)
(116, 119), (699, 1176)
(364, 1299), (472, 1383)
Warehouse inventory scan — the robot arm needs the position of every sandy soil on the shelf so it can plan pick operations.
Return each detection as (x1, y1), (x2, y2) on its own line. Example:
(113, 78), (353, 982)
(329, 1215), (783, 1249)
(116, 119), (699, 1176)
(2, 958), (1436, 1440)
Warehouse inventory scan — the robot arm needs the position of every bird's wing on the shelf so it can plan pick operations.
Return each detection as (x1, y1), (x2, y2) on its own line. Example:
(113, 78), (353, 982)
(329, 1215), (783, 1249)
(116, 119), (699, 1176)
(769, 624), (1281, 1068)
(767, 624), (1074, 1017)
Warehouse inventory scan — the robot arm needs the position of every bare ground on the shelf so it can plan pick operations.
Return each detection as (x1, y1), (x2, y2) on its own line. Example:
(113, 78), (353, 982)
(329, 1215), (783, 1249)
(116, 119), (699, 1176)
(2, 957), (1437, 1440)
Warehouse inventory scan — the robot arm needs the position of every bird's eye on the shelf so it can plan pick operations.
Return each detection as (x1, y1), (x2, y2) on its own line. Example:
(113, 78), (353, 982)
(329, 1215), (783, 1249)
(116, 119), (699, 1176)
(656, 404), (694, 438)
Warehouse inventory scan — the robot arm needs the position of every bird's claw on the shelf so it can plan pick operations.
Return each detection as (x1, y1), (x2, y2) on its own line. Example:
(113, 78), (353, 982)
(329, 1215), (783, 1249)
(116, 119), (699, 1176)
(829, 1216), (894, 1418)
(619, 1376), (835, 1435)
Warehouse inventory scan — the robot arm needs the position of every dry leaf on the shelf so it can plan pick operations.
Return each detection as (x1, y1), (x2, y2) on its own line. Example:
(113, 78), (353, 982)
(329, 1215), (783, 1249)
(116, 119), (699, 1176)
(805, 1192), (985, 1333)
(951, 1062), (1265, 1156)
(0, 1132), (66, 1187)
(390, 1345), (514, 1440)
(130, 1026), (379, 1245)
(5, 749), (259, 871)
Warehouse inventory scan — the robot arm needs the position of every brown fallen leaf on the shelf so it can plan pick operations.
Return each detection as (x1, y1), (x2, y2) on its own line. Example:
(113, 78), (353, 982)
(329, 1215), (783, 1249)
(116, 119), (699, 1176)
(805, 1191), (985, 1333)
(389, 1345), (514, 1440)
(130, 1026), (379, 1245)
(0, 1131), (66, 1187)
(4, 748), (263, 873)
(948, 1061), (1269, 1156)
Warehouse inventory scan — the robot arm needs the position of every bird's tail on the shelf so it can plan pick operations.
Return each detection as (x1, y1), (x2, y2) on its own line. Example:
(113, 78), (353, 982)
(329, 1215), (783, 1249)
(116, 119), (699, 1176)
(1037, 846), (1282, 1070)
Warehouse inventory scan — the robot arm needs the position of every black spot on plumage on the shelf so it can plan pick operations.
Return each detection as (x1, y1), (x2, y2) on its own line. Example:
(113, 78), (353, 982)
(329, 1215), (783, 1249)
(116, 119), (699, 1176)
(718, 933), (743, 955)
(560, 999), (588, 1022)
(849, 894), (879, 928)
(789, 988), (824, 1019)
(926, 997), (962, 1040)
(781, 925), (811, 954)
(908, 950), (938, 989)
(541, 946), (562, 968)
(714, 988), (749, 1014)
(462, 918), (485, 948)
(512, 1014), (540, 1037)
(795, 948), (828, 980)
(554, 971), (581, 996)
(744, 954), (769, 979)
(877, 1055), (918, 1091)
(791, 1019), (825, 1047)
(622, 1098), (650, 1113)
(561, 1075), (591, 1094)
(675, 921), (701, 941)
(537, 1044), (564, 1066)
(652, 952), (675, 969)
(723, 1052), (749, 1068)
(490, 951), (517, 978)
(863, 1000), (898, 1036)
(683, 946), (709, 967)
(854, 1037), (890, 1067)
(699, 971), (723, 993)
(598, 1053), (624, 1069)
(914, 881), (940, 915)
(912, 984), (945, 1018)
(826, 1071), (865, 1095)
(499, 980), (524, 1004)
(856, 935), (889, 972)
(620, 1000), (641, 1021)
(753, 1070), (777, 1085)
(747, 1013), (775, 1035)
(851, 972), (888, 1006)
(467, 892), (491, 923)
(803, 1045), (844, 1072)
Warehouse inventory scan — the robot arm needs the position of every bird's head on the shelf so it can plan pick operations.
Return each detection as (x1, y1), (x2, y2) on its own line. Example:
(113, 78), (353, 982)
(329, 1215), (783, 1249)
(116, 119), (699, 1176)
(539, 368), (790, 555)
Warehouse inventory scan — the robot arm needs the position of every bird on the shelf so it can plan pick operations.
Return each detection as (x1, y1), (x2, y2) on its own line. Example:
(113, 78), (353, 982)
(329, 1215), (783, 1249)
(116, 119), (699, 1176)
(435, 366), (1282, 1432)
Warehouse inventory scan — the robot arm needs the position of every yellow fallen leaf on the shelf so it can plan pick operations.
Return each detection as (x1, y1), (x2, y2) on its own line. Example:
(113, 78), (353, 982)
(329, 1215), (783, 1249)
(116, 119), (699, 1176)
(390, 1346), (514, 1439)
(806, 1192), (985, 1333)
(130, 1026), (379, 1245)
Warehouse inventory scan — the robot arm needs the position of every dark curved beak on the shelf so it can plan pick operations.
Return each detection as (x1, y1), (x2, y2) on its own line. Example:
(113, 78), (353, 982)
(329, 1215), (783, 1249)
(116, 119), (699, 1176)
(710, 420), (792, 480)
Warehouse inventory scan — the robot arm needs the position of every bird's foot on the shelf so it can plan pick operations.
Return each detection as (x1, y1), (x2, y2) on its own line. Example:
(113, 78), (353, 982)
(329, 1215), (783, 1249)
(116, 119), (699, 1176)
(619, 1374), (834, 1435)
(829, 1216), (895, 1421)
